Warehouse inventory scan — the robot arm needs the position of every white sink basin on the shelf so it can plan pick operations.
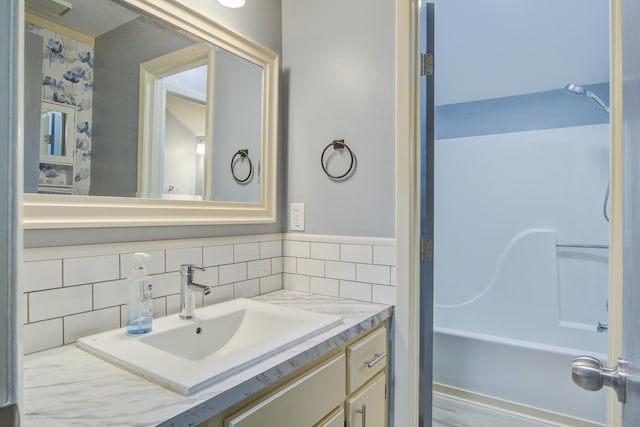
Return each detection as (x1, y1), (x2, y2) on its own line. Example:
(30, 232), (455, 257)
(77, 299), (342, 395)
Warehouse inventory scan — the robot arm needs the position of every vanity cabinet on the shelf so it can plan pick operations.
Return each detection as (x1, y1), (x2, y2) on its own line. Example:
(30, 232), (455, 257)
(224, 354), (346, 427)
(201, 323), (389, 427)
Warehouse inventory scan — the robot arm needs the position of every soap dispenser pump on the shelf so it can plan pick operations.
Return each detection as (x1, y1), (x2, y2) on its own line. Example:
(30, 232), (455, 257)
(127, 252), (153, 335)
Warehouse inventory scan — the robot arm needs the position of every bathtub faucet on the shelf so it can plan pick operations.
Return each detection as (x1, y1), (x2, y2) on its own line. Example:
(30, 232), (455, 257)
(179, 264), (211, 319)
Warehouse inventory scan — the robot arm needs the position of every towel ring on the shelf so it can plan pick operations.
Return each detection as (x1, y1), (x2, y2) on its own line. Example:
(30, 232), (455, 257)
(231, 149), (253, 184)
(321, 139), (355, 180)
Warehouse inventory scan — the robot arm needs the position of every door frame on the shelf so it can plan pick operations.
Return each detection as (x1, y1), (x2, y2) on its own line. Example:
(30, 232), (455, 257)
(396, 0), (626, 426)
(394, 0), (421, 426)
(609, 0), (623, 425)
(1, 0), (23, 423)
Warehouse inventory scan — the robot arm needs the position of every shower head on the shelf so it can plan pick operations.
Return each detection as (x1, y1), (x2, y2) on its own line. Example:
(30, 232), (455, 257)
(564, 83), (610, 113)
(564, 84), (586, 95)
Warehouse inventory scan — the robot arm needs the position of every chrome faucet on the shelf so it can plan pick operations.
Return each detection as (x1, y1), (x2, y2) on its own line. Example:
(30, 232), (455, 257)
(179, 264), (211, 319)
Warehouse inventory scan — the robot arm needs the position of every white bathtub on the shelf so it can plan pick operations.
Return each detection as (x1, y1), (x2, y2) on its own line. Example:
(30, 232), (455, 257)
(433, 229), (608, 424)
(433, 125), (611, 424)
(433, 327), (607, 424)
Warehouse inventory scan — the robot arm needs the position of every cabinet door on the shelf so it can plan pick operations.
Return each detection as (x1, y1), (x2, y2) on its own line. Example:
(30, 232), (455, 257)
(315, 406), (344, 427)
(225, 354), (345, 427)
(346, 373), (386, 427)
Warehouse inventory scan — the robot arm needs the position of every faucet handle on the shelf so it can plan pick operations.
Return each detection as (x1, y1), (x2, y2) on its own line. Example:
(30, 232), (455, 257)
(180, 264), (206, 274)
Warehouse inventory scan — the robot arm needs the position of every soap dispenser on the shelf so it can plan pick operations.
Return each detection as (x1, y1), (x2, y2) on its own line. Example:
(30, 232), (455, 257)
(127, 252), (153, 335)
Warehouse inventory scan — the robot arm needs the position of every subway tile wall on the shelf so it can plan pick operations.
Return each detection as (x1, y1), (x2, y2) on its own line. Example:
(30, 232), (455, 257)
(282, 234), (396, 306)
(21, 233), (396, 355)
(22, 234), (284, 355)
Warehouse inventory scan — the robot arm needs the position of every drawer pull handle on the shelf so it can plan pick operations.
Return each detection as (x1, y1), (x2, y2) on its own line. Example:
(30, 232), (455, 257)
(364, 352), (386, 368)
(355, 403), (367, 426)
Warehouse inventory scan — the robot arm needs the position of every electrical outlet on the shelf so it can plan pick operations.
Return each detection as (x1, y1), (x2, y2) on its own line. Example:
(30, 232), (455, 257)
(290, 203), (305, 231)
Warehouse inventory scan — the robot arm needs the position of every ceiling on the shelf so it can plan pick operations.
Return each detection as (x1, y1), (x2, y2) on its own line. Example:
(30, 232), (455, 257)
(26, 0), (139, 37)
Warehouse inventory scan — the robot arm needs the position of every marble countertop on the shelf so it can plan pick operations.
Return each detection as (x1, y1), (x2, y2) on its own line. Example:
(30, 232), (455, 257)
(22, 290), (393, 426)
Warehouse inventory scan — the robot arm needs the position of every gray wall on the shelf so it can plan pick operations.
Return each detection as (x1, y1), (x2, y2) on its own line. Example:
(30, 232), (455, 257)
(25, 0), (283, 247)
(91, 17), (194, 197)
(282, 0), (395, 238)
(211, 49), (262, 202)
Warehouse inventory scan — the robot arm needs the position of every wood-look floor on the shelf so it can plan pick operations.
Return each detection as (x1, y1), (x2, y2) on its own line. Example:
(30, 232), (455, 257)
(433, 393), (561, 427)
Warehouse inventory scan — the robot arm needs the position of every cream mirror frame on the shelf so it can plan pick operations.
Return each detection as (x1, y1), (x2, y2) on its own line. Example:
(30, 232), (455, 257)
(23, 0), (279, 229)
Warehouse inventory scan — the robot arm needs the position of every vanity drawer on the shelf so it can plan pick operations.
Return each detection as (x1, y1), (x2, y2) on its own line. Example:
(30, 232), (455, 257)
(347, 327), (387, 393)
(224, 354), (346, 427)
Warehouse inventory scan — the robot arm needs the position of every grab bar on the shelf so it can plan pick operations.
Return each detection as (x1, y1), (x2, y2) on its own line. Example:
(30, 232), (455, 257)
(556, 243), (608, 249)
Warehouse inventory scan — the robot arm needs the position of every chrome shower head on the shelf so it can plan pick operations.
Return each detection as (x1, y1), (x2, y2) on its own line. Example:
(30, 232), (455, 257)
(564, 84), (586, 95)
(564, 83), (610, 113)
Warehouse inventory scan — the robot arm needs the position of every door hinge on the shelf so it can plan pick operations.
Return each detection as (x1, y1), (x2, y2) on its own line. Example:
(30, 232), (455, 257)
(420, 238), (433, 261)
(420, 52), (433, 76)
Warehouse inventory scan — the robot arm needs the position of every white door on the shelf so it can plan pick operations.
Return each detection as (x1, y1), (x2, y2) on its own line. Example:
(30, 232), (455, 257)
(571, 0), (640, 425)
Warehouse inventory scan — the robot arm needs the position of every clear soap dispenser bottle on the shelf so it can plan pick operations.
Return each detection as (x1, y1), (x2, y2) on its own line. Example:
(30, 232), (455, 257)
(127, 252), (153, 335)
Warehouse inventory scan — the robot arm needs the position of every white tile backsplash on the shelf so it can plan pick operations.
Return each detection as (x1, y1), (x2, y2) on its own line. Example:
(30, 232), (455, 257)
(120, 251), (165, 278)
(234, 243), (260, 262)
(283, 273), (310, 292)
(166, 294), (181, 315)
(23, 259), (62, 292)
(271, 257), (284, 274)
(219, 263), (248, 285)
(373, 284), (395, 305)
(21, 233), (392, 355)
(234, 279), (260, 299)
(196, 266), (219, 287)
(63, 255), (119, 286)
(64, 307), (120, 344)
(93, 279), (128, 310)
(339, 280), (372, 302)
(310, 242), (340, 261)
(297, 258), (324, 277)
(260, 274), (282, 294)
(325, 261), (356, 281)
(23, 319), (63, 354)
(29, 285), (93, 322)
(203, 245), (234, 266)
(340, 244), (373, 264)
(373, 245), (396, 266)
(356, 264), (390, 285)
(284, 240), (310, 258)
(165, 247), (202, 272)
(153, 298), (167, 318)
(283, 257), (297, 273)
(205, 284), (234, 305)
(310, 277), (340, 297)
(150, 272), (181, 298)
(21, 292), (28, 325)
(248, 259), (271, 279)
(260, 240), (282, 259)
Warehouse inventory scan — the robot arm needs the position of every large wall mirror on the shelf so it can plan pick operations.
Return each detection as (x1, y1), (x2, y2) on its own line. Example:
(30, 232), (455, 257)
(22, 0), (278, 228)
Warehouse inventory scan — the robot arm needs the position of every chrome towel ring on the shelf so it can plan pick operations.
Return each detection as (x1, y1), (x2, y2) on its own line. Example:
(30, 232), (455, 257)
(321, 139), (355, 180)
(231, 149), (253, 184)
